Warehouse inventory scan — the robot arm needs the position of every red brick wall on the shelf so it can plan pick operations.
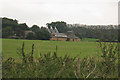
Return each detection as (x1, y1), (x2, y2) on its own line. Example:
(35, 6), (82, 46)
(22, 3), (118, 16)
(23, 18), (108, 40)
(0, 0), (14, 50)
(50, 37), (57, 40)
(50, 37), (67, 41)
(50, 37), (80, 41)
(57, 38), (67, 41)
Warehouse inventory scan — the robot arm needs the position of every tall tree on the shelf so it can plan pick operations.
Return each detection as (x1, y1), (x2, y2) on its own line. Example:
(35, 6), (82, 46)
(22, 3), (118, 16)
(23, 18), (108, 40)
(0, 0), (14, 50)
(2, 26), (13, 38)
(35, 29), (50, 40)
(18, 23), (29, 30)
(30, 25), (40, 32)
(46, 21), (69, 33)
(2, 17), (18, 30)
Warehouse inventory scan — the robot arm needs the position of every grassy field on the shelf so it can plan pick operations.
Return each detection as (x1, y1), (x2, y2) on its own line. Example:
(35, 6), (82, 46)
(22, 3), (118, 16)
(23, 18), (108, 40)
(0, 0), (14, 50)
(2, 38), (101, 62)
(82, 38), (99, 42)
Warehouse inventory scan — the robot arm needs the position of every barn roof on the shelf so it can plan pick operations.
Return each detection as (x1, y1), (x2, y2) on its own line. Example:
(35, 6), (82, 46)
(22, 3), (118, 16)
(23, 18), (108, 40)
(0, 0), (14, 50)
(52, 33), (67, 38)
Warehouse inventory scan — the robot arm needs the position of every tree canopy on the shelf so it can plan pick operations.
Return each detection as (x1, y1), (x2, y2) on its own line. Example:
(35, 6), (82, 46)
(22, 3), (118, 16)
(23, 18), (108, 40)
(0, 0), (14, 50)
(46, 21), (69, 33)
(2, 17), (50, 40)
(2, 17), (118, 41)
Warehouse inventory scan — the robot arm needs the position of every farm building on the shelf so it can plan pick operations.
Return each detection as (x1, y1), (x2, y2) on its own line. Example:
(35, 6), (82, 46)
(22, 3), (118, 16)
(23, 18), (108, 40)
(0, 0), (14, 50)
(47, 27), (81, 41)
(66, 31), (81, 41)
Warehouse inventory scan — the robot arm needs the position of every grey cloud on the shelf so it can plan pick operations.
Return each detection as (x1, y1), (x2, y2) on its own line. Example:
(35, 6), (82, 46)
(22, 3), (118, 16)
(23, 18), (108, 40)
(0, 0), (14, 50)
(1, 0), (119, 27)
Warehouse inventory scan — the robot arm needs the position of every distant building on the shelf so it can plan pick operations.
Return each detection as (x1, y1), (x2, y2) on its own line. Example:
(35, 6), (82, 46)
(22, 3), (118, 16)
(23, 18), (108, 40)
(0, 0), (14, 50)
(47, 26), (81, 41)
(66, 31), (80, 41)
(47, 27), (67, 41)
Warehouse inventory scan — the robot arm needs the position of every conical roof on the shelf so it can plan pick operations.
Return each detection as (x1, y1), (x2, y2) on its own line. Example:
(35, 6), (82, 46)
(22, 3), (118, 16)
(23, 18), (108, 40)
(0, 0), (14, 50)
(54, 27), (59, 33)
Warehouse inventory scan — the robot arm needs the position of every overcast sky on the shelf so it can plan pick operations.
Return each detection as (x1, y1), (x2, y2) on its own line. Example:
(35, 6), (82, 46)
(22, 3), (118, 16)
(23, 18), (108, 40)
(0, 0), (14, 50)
(0, 0), (119, 27)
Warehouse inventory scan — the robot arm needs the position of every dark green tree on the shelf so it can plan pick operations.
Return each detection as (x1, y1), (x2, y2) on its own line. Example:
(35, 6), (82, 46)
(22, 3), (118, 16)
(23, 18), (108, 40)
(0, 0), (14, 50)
(18, 23), (29, 30)
(26, 32), (36, 40)
(30, 25), (40, 32)
(2, 26), (13, 38)
(46, 21), (69, 33)
(35, 29), (50, 40)
(2, 17), (18, 30)
(14, 28), (25, 38)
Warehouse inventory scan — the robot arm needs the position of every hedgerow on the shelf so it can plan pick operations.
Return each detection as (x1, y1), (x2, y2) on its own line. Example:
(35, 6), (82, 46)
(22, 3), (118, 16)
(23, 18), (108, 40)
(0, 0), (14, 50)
(2, 42), (118, 78)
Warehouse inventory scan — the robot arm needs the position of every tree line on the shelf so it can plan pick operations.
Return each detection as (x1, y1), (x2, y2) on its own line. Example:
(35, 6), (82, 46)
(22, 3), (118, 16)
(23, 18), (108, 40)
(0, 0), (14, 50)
(47, 21), (118, 41)
(2, 17), (50, 40)
(70, 27), (118, 42)
(1, 17), (118, 41)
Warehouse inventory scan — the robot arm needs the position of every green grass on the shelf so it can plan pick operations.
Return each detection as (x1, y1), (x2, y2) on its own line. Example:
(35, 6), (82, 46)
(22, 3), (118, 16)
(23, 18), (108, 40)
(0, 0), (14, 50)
(2, 38), (101, 62)
(2, 38), (118, 78)
(82, 38), (99, 42)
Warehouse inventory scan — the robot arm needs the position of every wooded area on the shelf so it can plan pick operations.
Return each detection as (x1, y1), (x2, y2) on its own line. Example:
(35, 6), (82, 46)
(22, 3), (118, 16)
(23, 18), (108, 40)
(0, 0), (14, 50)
(1, 17), (118, 41)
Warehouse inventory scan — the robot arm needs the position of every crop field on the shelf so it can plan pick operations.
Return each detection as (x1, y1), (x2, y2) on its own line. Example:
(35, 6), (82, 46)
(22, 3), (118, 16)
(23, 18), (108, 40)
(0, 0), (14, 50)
(2, 38), (101, 62)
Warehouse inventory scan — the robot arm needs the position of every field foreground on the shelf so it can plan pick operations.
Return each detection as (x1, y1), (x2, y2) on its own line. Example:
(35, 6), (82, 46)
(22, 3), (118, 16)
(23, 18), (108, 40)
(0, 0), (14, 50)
(2, 39), (101, 62)
(2, 39), (118, 78)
